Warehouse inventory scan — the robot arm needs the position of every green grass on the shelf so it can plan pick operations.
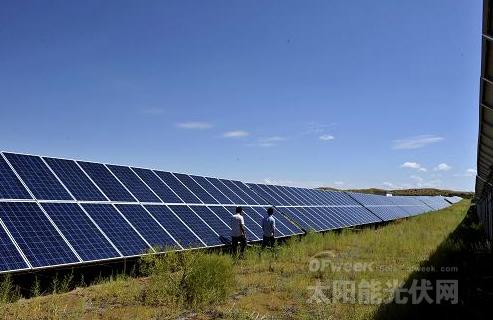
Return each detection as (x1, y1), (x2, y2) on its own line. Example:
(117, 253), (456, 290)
(0, 201), (472, 319)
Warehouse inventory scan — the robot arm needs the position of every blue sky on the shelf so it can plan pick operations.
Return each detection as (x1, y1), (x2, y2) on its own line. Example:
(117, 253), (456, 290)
(0, 0), (481, 191)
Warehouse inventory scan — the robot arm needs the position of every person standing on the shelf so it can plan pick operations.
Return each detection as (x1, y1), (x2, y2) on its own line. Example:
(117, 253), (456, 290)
(231, 206), (246, 257)
(262, 207), (276, 249)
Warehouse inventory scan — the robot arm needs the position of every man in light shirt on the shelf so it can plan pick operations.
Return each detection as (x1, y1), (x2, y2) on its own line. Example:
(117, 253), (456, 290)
(262, 207), (276, 249)
(231, 206), (246, 257)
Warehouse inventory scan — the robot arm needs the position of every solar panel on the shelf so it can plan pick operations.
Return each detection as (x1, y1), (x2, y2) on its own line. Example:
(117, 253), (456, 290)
(168, 205), (221, 246)
(232, 181), (268, 205)
(299, 207), (331, 230)
(44, 157), (107, 201)
(0, 202), (79, 268)
(78, 162), (136, 202)
(269, 185), (297, 205)
(221, 179), (260, 205)
(115, 204), (180, 250)
(280, 207), (317, 231)
(190, 175), (234, 204)
(154, 171), (202, 204)
(0, 151), (451, 273)
(82, 204), (150, 256)
(0, 155), (32, 200)
(145, 205), (205, 248)
(189, 206), (231, 240)
(173, 173), (218, 204)
(107, 165), (161, 203)
(247, 184), (282, 206)
(132, 167), (183, 203)
(276, 186), (304, 205)
(41, 203), (120, 261)
(0, 224), (29, 272)
(4, 153), (72, 200)
(281, 187), (310, 205)
(207, 178), (246, 204)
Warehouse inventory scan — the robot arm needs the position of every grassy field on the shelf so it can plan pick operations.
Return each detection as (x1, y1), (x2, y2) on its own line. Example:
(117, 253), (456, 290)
(0, 200), (477, 319)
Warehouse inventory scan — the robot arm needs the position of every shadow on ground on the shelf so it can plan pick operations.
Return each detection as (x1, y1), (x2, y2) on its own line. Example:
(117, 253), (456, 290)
(374, 204), (493, 320)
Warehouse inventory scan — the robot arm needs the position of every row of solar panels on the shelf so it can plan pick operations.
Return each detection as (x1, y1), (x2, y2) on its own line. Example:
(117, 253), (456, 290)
(0, 152), (459, 273)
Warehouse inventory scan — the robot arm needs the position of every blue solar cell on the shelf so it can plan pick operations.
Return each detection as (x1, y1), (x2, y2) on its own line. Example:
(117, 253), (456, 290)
(363, 206), (406, 221)
(0, 224), (29, 272)
(303, 207), (333, 230)
(416, 196), (450, 210)
(41, 203), (120, 261)
(145, 205), (204, 248)
(206, 178), (245, 204)
(190, 175), (233, 204)
(78, 162), (136, 202)
(208, 206), (258, 240)
(189, 206), (231, 240)
(288, 188), (318, 205)
(231, 181), (267, 205)
(279, 186), (308, 205)
(132, 168), (182, 203)
(342, 206), (381, 224)
(82, 204), (150, 256)
(318, 191), (360, 206)
(247, 184), (281, 206)
(169, 205), (221, 246)
(154, 171), (202, 204)
(0, 155), (31, 200)
(44, 157), (106, 201)
(115, 204), (179, 250)
(4, 153), (72, 200)
(313, 207), (351, 228)
(107, 165), (161, 203)
(280, 207), (316, 231)
(268, 185), (297, 205)
(276, 186), (304, 205)
(0, 202), (79, 268)
(220, 179), (260, 204)
(174, 174), (218, 204)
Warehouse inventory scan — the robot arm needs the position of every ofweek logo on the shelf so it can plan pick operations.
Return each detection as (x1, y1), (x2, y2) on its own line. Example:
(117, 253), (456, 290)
(309, 250), (375, 273)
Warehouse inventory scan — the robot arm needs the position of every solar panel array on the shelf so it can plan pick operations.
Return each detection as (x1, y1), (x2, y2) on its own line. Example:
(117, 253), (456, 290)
(0, 152), (460, 273)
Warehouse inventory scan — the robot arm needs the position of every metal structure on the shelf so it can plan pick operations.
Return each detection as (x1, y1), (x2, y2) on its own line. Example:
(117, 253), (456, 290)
(476, 0), (493, 239)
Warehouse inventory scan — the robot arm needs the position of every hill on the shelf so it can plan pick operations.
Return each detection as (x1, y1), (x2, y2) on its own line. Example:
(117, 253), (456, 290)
(318, 187), (474, 199)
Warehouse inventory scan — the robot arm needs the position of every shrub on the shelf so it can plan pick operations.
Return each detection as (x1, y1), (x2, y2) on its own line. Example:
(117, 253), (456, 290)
(0, 274), (20, 304)
(141, 251), (235, 308)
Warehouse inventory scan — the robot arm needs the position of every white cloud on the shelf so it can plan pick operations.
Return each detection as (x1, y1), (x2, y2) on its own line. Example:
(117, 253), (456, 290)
(223, 130), (250, 138)
(319, 134), (335, 141)
(247, 136), (287, 148)
(382, 182), (394, 188)
(434, 163), (452, 171)
(262, 136), (286, 142)
(454, 168), (477, 177)
(176, 121), (213, 129)
(392, 135), (444, 150)
(141, 107), (165, 115)
(400, 162), (427, 172)
(333, 181), (345, 186)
